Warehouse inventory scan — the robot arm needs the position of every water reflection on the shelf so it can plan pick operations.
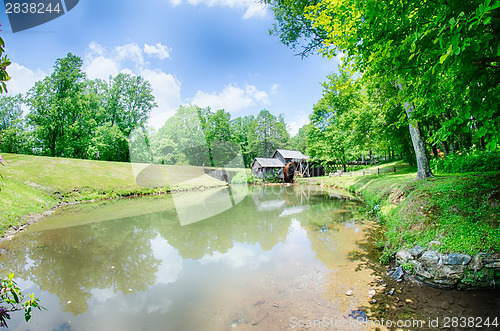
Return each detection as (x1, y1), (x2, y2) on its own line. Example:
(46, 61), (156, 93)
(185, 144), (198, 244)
(0, 185), (363, 329)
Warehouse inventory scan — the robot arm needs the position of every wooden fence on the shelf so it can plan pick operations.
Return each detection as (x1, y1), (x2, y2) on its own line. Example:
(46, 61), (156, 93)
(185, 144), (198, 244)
(328, 164), (407, 177)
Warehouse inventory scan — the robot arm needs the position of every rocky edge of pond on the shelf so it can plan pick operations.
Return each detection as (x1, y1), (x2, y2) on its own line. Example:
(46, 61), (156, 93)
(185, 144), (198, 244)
(394, 242), (500, 290)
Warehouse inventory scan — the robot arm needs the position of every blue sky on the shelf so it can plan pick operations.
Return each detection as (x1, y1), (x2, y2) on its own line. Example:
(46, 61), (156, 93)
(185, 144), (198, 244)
(0, 0), (340, 135)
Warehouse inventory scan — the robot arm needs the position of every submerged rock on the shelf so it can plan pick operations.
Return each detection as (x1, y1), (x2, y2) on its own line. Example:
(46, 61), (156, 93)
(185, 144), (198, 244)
(392, 266), (404, 282)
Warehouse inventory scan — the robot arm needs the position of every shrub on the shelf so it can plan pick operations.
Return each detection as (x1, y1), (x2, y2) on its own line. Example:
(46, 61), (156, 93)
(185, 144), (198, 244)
(430, 149), (500, 173)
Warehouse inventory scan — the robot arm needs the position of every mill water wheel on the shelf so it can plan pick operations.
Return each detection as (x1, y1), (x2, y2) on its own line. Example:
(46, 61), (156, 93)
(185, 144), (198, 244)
(284, 162), (298, 183)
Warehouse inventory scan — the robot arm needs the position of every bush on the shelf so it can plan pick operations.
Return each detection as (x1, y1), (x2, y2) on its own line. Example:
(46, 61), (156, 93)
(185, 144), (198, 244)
(0, 273), (44, 328)
(430, 149), (500, 173)
(231, 171), (259, 184)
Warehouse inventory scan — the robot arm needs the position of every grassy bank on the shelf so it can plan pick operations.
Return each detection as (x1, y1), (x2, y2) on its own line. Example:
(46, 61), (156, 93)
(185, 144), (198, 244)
(300, 161), (500, 262)
(0, 153), (229, 236)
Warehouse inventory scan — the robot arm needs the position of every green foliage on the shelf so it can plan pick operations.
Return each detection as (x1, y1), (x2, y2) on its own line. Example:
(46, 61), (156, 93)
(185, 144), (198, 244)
(0, 29), (11, 94)
(22, 53), (156, 161)
(431, 149), (500, 173)
(268, 0), (500, 179)
(307, 66), (404, 170)
(262, 168), (282, 183)
(231, 171), (259, 184)
(0, 273), (44, 328)
(289, 124), (308, 154)
(87, 123), (129, 162)
(248, 109), (289, 158)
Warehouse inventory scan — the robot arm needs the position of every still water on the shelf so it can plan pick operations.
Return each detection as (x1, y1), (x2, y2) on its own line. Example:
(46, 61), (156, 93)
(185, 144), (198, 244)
(1, 185), (498, 330)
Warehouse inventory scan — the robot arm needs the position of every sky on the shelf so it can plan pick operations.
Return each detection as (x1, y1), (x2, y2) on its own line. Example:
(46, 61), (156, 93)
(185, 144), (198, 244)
(0, 0), (340, 136)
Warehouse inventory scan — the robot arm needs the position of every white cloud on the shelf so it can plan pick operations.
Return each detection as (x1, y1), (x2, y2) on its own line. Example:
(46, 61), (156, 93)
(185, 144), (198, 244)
(199, 245), (271, 269)
(191, 84), (269, 113)
(144, 43), (171, 60)
(170, 0), (267, 19)
(288, 111), (310, 137)
(83, 42), (182, 129)
(86, 56), (120, 80)
(242, 2), (267, 19)
(115, 43), (146, 69)
(5, 62), (46, 95)
(270, 83), (279, 95)
(141, 69), (182, 128)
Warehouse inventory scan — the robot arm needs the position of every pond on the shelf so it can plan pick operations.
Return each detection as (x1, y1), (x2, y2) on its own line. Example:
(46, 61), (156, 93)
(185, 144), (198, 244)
(0, 185), (499, 330)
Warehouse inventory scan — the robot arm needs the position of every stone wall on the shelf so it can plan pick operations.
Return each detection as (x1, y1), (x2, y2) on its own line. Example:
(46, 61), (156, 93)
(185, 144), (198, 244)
(396, 242), (500, 289)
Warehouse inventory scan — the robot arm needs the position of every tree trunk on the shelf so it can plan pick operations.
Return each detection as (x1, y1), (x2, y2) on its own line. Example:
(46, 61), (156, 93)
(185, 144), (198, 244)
(404, 101), (434, 179)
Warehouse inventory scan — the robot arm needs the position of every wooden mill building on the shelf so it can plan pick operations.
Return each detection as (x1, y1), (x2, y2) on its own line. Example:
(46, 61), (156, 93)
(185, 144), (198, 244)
(251, 149), (311, 181)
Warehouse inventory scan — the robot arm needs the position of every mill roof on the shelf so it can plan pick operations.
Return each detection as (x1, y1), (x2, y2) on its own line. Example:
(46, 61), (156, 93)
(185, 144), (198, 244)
(252, 158), (285, 168)
(273, 149), (309, 160)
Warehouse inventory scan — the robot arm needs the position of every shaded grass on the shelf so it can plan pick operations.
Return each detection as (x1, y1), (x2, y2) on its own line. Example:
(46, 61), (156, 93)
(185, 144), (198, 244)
(303, 163), (500, 259)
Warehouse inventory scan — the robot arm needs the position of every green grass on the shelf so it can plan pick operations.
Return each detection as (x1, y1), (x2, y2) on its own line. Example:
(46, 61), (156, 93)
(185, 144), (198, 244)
(0, 177), (57, 231)
(0, 153), (231, 236)
(302, 162), (500, 259)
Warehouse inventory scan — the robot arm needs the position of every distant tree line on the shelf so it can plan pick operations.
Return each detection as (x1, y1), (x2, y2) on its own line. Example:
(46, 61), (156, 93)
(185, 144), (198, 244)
(129, 105), (291, 168)
(0, 53), (156, 162)
(0, 53), (298, 167)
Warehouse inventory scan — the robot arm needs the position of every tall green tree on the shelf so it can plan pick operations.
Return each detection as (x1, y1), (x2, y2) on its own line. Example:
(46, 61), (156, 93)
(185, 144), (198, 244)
(26, 53), (86, 157)
(153, 105), (210, 166)
(105, 73), (157, 137)
(231, 115), (256, 167)
(289, 124), (309, 154)
(248, 109), (289, 158)
(268, 0), (500, 178)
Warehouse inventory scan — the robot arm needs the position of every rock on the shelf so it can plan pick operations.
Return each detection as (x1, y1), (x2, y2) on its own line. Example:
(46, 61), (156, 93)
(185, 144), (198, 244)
(345, 290), (353, 296)
(348, 309), (368, 321)
(397, 249), (412, 263)
(253, 299), (266, 308)
(481, 253), (500, 264)
(484, 261), (500, 268)
(251, 310), (268, 326)
(409, 245), (425, 258)
(469, 255), (483, 271)
(420, 250), (440, 267)
(392, 266), (405, 282)
(442, 253), (471, 265)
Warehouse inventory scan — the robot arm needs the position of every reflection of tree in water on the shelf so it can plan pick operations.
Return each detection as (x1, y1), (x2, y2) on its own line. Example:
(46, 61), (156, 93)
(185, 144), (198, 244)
(153, 193), (292, 258)
(0, 185), (360, 317)
(0, 219), (160, 316)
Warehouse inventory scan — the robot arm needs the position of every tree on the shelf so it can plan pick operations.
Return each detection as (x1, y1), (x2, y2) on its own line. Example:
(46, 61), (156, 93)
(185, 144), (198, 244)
(26, 53), (86, 157)
(267, 0), (500, 178)
(289, 124), (309, 154)
(0, 95), (27, 154)
(248, 109), (289, 158)
(230, 115), (256, 167)
(87, 123), (128, 162)
(153, 105), (211, 166)
(105, 73), (157, 137)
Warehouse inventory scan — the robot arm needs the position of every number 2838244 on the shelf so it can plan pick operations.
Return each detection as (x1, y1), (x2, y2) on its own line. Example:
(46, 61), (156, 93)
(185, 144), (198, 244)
(5, 2), (62, 14)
